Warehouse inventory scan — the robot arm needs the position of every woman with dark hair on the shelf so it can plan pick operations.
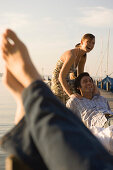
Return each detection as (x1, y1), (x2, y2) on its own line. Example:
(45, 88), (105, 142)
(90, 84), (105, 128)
(51, 33), (95, 103)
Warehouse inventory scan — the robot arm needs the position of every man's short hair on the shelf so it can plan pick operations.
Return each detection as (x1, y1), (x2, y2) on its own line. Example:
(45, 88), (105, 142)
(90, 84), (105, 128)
(74, 72), (92, 94)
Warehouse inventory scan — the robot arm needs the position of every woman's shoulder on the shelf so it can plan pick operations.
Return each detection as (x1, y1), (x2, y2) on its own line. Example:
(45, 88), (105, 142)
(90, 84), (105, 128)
(66, 48), (80, 57)
(63, 49), (74, 54)
(60, 49), (74, 60)
(72, 47), (80, 56)
(60, 48), (81, 62)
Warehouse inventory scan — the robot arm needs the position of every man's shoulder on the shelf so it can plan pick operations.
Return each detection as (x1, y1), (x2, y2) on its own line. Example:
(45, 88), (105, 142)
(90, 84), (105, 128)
(66, 95), (81, 106)
(69, 95), (80, 102)
(93, 94), (107, 101)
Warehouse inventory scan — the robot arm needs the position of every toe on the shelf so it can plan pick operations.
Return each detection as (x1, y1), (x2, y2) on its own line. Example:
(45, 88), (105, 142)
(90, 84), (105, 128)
(5, 39), (14, 53)
(1, 33), (16, 54)
(4, 29), (19, 44)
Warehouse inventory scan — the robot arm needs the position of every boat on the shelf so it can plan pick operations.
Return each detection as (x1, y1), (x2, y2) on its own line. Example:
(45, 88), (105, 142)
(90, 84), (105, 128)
(95, 29), (113, 92)
(97, 75), (113, 92)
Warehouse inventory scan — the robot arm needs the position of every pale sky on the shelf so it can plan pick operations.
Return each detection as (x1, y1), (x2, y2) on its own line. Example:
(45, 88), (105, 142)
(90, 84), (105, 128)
(0, 0), (113, 78)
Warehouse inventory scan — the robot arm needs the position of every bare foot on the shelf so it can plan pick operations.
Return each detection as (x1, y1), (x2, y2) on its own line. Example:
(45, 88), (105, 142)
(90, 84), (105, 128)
(3, 67), (25, 124)
(1, 29), (42, 88)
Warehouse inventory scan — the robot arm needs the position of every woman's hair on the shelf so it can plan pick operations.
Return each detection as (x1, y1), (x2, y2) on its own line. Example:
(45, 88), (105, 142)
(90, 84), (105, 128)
(74, 72), (93, 94)
(75, 33), (95, 48)
(75, 43), (81, 47)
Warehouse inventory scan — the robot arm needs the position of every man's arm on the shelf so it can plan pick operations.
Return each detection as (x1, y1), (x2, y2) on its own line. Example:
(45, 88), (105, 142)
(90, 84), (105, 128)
(93, 83), (100, 96)
(66, 96), (81, 119)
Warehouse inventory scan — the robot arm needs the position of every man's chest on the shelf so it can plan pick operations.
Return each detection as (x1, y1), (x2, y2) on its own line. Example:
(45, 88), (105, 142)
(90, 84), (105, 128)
(76, 98), (108, 112)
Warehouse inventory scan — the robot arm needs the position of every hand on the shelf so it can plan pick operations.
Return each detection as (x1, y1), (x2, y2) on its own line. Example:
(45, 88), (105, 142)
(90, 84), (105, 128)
(93, 83), (100, 96)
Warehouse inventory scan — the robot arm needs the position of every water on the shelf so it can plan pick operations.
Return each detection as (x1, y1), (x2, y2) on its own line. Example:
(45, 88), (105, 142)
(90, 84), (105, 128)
(0, 79), (16, 170)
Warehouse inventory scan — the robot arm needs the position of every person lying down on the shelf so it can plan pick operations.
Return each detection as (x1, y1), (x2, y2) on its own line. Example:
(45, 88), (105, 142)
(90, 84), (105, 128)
(66, 72), (113, 154)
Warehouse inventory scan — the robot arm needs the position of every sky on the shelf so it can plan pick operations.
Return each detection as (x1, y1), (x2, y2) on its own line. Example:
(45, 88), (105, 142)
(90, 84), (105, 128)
(0, 0), (113, 78)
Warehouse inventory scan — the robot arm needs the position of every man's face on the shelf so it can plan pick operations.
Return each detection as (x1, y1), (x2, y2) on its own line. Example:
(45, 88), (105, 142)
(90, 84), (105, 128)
(79, 76), (94, 93)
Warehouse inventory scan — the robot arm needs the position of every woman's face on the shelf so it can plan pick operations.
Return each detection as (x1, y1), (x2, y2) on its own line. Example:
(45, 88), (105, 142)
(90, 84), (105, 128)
(81, 38), (95, 53)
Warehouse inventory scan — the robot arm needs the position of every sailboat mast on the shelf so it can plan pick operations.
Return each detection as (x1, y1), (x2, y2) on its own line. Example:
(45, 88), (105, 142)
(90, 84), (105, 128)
(107, 29), (110, 76)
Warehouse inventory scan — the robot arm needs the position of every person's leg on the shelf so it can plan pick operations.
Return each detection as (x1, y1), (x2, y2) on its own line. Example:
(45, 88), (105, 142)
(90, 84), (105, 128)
(1, 68), (48, 170)
(22, 80), (113, 170)
(3, 67), (25, 124)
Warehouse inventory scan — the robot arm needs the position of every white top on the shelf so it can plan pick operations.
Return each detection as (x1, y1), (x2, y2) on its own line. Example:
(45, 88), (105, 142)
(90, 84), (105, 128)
(66, 94), (113, 154)
(90, 126), (113, 155)
(66, 94), (113, 128)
